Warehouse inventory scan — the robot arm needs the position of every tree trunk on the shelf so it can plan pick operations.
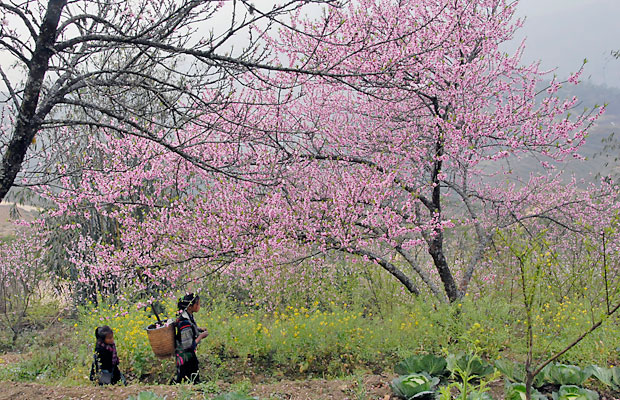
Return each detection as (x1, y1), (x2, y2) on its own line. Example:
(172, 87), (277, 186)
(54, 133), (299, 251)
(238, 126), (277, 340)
(0, 0), (67, 202)
(427, 132), (460, 302)
(428, 233), (460, 302)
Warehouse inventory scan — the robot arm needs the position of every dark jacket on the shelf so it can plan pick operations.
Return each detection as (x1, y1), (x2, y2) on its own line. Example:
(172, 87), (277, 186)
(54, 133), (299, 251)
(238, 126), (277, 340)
(95, 342), (119, 371)
(176, 310), (199, 352)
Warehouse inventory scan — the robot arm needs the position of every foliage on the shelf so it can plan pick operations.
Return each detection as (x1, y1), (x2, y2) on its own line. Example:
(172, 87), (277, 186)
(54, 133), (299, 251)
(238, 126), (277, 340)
(494, 215), (620, 399)
(465, 391), (494, 400)
(544, 364), (592, 386)
(551, 385), (599, 400)
(390, 373), (439, 399)
(28, 0), (615, 310)
(2, 290), (619, 386)
(394, 354), (448, 377)
(437, 369), (499, 400)
(127, 392), (167, 400)
(446, 354), (494, 380)
(0, 340), (82, 382)
(585, 365), (620, 389)
(0, 229), (49, 344)
(494, 360), (526, 384)
(504, 382), (546, 400)
(74, 298), (177, 378)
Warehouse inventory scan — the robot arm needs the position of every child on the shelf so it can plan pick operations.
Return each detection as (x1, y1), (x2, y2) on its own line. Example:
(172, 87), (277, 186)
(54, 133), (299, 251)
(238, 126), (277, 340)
(174, 293), (208, 384)
(90, 325), (125, 385)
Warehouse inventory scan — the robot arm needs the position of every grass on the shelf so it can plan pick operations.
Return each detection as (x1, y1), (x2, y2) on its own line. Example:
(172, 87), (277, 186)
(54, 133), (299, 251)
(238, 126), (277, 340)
(1, 289), (618, 387)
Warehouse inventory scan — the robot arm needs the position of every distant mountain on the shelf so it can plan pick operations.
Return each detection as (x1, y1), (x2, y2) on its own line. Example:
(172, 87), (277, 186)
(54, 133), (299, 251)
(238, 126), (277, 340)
(488, 82), (620, 183)
(0, 203), (38, 236)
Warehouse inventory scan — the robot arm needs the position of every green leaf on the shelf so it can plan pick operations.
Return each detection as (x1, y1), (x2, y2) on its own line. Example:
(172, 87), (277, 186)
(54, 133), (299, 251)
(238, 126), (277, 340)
(390, 372), (439, 399)
(586, 365), (620, 389)
(466, 390), (494, 400)
(395, 354), (448, 376)
(546, 364), (591, 386)
(127, 392), (167, 400)
(534, 363), (553, 387)
(447, 353), (494, 379)
(613, 366), (620, 386)
(551, 385), (599, 400)
(505, 382), (546, 400)
(585, 366), (614, 389)
(495, 359), (526, 383)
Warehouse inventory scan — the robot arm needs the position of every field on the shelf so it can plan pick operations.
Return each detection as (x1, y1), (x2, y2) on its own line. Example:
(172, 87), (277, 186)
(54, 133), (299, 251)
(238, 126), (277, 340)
(1, 265), (619, 399)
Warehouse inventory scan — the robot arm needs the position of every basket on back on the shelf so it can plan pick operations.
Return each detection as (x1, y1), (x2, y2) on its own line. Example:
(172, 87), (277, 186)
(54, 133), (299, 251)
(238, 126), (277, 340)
(145, 321), (175, 358)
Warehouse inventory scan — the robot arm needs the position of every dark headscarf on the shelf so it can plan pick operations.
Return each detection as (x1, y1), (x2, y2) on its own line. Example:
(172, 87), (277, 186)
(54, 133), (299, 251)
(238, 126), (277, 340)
(95, 325), (113, 343)
(177, 292), (200, 311)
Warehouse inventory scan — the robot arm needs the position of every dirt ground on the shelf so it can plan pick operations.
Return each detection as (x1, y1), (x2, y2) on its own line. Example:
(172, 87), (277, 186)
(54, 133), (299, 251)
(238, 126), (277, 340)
(0, 383), (180, 400)
(2, 375), (618, 399)
(0, 375), (393, 400)
(250, 374), (391, 399)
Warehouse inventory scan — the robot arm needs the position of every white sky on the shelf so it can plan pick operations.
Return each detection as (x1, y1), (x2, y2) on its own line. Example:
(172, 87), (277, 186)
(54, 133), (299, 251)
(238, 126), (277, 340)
(514, 0), (620, 87)
(1, 0), (619, 88)
(251, 0), (620, 88)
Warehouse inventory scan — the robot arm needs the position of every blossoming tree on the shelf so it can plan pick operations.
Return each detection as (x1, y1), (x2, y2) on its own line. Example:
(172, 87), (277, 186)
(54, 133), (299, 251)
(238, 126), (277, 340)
(244, 0), (609, 302)
(37, 0), (616, 304)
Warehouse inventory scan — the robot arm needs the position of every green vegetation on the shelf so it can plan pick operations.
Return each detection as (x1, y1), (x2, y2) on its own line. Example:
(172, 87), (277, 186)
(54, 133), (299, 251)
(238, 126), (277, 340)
(1, 221), (619, 399)
(128, 392), (168, 400)
(390, 373), (439, 399)
(0, 282), (617, 400)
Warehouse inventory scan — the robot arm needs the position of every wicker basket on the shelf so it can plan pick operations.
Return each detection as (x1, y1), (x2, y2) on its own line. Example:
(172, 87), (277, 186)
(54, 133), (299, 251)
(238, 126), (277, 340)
(146, 320), (175, 358)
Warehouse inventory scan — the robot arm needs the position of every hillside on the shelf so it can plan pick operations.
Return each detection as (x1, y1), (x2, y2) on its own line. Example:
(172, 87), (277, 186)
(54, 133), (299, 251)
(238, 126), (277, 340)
(0, 203), (38, 236)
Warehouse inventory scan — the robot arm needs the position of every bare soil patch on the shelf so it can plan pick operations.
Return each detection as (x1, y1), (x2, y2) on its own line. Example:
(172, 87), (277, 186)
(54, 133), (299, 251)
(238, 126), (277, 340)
(0, 375), (392, 400)
(0, 383), (180, 400)
(250, 374), (391, 399)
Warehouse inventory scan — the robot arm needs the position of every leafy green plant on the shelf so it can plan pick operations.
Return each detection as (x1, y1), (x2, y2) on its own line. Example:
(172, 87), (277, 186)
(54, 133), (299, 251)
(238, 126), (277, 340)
(127, 392), (167, 400)
(437, 367), (499, 400)
(495, 359), (526, 383)
(545, 364), (592, 386)
(551, 385), (599, 400)
(438, 383), (495, 400)
(505, 382), (546, 400)
(465, 390), (494, 400)
(229, 378), (252, 394)
(395, 354), (448, 377)
(390, 372), (440, 399)
(196, 380), (222, 395)
(447, 353), (494, 380)
(585, 365), (620, 389)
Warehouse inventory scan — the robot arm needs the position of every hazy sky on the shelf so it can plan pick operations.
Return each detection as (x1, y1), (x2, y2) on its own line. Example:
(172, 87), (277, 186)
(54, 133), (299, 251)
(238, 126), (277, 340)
(1, 0), (619, 88)
(514, 0), (620, 88)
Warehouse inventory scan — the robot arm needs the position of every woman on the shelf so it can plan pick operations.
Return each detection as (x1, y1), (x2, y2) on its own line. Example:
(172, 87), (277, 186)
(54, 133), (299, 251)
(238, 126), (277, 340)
(174, 293), (208, 383)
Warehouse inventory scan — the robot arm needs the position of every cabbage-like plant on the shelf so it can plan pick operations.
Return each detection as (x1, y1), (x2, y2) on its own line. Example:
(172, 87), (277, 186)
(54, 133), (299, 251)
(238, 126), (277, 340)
(585, 365), (620, 389)
(545, 364), (592, 386)
(551, 385), (599, 400)
(395, 354), (448, 377)
(390, 372), (440, 399)
(504, 382), (546, 400)
(447, 353), (494, 380)
(495, 360), (526, 383)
